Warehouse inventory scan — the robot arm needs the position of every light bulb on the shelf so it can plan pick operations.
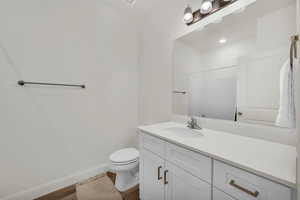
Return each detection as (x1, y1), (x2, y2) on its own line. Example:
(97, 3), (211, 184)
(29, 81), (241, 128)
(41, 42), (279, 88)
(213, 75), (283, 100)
(200, 0), (213, 14)
(183, 5), (194, 24)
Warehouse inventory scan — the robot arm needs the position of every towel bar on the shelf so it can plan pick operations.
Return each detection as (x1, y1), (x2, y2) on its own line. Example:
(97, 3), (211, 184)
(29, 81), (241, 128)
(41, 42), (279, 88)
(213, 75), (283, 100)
(18, 80), (86, 88)
(172, 91), (187, 95)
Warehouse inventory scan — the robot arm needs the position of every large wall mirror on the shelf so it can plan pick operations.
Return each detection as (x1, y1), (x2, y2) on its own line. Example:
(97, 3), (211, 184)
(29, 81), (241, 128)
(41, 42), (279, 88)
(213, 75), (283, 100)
(172, 0), (296, 126)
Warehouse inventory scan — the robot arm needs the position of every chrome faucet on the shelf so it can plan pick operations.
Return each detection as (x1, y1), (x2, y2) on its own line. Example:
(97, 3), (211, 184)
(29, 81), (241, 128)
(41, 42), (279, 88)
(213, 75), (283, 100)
(187, 117), (202, 130)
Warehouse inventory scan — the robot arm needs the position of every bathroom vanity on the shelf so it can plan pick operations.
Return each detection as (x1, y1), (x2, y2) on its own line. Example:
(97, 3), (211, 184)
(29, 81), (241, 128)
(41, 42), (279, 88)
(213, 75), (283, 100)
(138, 122), (296, 200)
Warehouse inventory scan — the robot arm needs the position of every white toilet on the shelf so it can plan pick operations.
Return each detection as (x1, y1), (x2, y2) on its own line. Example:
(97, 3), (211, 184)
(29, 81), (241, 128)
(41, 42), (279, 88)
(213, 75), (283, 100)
(109, 148), (139, 192)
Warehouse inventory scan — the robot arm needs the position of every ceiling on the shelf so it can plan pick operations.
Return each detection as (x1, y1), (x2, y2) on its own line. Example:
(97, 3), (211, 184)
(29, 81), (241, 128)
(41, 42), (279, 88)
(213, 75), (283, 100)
(106, 0), (163, 17)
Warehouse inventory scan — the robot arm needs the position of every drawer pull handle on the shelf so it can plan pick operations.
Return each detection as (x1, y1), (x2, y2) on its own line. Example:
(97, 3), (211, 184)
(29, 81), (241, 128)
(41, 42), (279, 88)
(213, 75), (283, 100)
(229, 180), (259, 198)
(158, 166), (162, 180)
(164, 170), (169, 184)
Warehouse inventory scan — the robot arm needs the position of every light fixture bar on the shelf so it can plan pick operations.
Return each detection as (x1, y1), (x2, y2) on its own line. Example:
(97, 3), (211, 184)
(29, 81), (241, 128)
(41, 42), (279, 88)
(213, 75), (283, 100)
(185, 0), (238, 26)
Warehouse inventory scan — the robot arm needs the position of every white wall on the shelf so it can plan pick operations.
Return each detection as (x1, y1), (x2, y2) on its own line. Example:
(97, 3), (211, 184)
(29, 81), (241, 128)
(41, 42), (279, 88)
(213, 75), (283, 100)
(138, 12), (174, 124)
(0, 0), (139, 199)
(296, 0), (300, 198)
(139, 0), (297, 145)
(172, 41), (200, 116)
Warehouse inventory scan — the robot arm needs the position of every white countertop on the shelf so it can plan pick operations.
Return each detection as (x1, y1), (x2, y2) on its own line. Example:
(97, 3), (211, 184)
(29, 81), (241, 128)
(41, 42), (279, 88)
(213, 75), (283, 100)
(138, 122), (297, 188)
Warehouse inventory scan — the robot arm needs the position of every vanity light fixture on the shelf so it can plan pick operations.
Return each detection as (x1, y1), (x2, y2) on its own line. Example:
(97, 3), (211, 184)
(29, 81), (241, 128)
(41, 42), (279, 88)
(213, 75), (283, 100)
(184, 0), (238, 26)
(184, 5), (194, 24)
(200, 0), (214, 14)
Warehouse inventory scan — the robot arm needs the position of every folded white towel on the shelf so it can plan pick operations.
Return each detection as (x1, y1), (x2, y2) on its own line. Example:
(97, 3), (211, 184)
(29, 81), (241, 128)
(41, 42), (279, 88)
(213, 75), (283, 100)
(276, 59), (296, 128)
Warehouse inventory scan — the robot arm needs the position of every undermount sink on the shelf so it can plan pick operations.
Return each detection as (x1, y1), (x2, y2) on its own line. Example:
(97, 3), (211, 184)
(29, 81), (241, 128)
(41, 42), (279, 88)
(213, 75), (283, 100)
(164, 127), (203, 138)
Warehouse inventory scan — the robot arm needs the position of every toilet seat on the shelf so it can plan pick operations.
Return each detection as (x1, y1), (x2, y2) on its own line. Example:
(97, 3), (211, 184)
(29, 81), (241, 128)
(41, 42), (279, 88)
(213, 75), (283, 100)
(112, 158), (138, 165)
(110, 148), (139, 165)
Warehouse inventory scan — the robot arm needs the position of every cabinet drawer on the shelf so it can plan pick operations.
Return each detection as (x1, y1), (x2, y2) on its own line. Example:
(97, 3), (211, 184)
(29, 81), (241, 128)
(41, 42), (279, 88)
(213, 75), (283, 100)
(166, 142), (211, 183)
(214, 160), (292, 200)
(213, 188), (235, 200)
(140, 132), (165, 157)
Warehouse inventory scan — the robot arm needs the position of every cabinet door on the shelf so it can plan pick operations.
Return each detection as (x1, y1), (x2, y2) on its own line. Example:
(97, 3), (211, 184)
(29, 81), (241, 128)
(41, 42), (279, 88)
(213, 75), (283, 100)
(140, 149), (165, 200)
(165, 162), (211, 200)
(213, 188), (235, 200)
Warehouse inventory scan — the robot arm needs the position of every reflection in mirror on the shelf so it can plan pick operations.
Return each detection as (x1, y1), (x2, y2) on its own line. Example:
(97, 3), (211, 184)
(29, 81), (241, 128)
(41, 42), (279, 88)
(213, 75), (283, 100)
(189, 67), (237, 121)
(172, 0), (296, 126)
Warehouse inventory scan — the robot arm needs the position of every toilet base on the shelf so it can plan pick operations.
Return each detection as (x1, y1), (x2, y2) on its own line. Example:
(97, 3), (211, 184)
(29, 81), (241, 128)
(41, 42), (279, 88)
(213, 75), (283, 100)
(115, 167), (139, 192)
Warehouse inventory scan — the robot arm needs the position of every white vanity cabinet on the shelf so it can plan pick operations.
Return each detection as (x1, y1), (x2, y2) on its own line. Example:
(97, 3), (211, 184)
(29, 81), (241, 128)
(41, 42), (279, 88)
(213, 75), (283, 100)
(165, 162), (211, 200)
(139, 127), (295, 200)
(140, 133), (211, 200)
(213, 188), (235, 200)
(140, 149), (165, 200)
(213, 160), (293, 200)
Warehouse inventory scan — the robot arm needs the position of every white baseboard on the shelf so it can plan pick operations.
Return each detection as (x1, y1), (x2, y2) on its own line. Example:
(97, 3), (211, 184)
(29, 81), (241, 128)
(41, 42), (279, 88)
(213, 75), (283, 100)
(2, 163), (109, 200)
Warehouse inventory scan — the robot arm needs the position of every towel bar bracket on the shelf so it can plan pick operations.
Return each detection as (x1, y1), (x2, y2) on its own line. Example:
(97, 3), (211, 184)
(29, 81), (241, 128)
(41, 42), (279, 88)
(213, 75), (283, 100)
(290, 35), (299, 69)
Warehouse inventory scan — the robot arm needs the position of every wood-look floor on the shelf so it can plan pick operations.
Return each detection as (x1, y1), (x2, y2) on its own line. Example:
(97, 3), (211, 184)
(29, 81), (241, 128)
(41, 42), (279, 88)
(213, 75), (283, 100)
(35, 184), (77, 200)
(35, 172), (139, 200)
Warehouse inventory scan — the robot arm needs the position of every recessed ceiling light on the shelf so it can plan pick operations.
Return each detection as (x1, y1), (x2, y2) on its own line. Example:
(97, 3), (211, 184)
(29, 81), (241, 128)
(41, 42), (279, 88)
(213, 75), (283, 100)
(124, 0), (136, 5)
(219, 38), (227, 44)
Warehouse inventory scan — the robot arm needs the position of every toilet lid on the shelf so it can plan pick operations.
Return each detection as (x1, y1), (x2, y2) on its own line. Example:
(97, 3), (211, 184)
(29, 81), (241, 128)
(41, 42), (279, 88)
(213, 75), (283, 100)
(110, 148), (139, 164)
